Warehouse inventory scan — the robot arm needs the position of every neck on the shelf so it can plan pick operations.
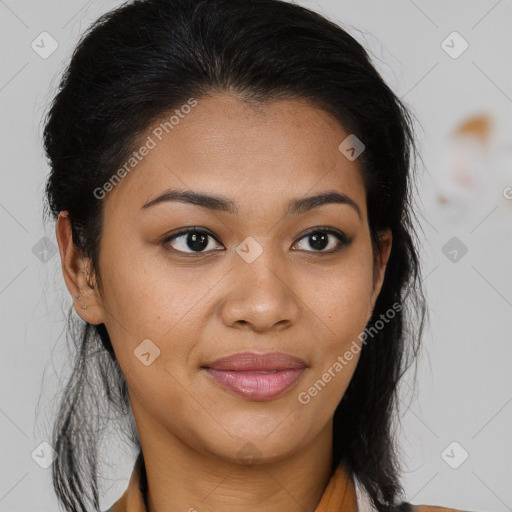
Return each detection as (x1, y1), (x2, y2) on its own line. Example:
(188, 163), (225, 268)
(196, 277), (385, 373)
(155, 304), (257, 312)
(136, 416), (335, 512)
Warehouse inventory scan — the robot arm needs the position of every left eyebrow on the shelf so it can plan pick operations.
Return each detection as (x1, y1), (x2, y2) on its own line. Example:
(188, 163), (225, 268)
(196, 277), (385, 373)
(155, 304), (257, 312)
(141, 188), (362, 220)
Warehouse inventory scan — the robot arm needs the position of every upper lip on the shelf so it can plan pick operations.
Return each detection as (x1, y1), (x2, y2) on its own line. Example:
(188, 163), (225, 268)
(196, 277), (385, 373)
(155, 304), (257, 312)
(202, 351), (308, 371)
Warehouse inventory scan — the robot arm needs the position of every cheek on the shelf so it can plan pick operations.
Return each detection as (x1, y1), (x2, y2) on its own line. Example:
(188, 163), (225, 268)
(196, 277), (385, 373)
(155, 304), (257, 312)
(99, 242), (200, 333)
(96, 245), (175, 361)
(300, 249), (374, 396)
(98, 245), (223, 383)
(304, 255), (374, 336)
(297, 268), (372, 416)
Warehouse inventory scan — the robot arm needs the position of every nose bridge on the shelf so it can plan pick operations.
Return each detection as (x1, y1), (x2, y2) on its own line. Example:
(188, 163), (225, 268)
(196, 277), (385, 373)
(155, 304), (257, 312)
(238, 232), (291, 286)
(219, 236), (300, 330)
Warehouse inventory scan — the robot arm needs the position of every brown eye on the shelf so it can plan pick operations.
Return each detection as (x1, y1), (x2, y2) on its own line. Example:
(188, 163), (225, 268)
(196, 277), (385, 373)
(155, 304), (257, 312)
(293, 228), (353, 254)
(162, 228), (223, 255)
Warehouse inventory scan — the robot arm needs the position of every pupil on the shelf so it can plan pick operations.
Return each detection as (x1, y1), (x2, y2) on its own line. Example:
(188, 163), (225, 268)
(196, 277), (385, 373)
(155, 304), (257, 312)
(188, 232), (208, 251)
(310, 232), (328, 250)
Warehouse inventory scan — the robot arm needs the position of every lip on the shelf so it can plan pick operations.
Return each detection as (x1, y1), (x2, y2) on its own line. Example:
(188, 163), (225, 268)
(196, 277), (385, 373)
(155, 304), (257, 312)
(204, 351), (307, 371)
(202, 351), (308, 401)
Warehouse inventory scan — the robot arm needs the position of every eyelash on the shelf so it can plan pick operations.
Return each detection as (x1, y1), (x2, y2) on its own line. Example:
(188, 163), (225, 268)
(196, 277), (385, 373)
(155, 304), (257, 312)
(160, 226), (353, 257)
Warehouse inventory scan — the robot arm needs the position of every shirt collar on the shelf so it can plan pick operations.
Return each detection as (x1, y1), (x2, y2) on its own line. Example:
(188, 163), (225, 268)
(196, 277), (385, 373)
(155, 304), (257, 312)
(107, 453), (366, 512)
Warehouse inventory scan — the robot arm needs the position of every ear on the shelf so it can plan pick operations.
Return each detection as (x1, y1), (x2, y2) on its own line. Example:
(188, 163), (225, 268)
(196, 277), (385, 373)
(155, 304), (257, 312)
(366, 228), (393, 323)
(55, 211), (105, 325)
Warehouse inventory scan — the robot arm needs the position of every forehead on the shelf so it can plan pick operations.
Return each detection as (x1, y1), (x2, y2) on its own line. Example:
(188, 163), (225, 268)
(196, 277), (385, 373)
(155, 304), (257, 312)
(102, 93), (367, 220)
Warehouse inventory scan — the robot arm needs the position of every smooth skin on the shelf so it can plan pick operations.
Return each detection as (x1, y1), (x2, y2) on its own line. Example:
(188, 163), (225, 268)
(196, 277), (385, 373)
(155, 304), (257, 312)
(56, 93), (392, 512)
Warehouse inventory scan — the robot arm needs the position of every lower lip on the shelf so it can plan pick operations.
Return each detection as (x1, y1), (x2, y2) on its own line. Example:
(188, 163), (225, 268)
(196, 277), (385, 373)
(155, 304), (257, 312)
(203, 368), (306, 400)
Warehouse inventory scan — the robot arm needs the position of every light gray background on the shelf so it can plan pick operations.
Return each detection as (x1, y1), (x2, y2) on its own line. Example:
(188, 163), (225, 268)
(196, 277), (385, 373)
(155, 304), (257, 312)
(1, 0), (511, 511)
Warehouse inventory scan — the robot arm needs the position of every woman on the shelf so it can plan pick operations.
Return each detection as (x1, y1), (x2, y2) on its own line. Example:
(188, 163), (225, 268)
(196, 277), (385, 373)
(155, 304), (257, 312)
(42, 0), (473, 511)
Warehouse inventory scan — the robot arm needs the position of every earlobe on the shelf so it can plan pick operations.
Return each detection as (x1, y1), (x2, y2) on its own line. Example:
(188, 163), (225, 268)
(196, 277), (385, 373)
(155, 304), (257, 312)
(55, 211), (104, 325)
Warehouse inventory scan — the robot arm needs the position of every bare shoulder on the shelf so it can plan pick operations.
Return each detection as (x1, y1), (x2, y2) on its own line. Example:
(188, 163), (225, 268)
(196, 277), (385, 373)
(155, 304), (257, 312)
(412, 505), (475, 512)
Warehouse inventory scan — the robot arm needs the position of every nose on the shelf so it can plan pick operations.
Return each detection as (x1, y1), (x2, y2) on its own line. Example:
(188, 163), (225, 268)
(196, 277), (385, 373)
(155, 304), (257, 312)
(219, 248), (301, 333)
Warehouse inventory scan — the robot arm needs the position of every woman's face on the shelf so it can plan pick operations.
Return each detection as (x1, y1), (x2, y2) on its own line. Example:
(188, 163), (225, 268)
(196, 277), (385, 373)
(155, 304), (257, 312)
(64, 93), (391, 465)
